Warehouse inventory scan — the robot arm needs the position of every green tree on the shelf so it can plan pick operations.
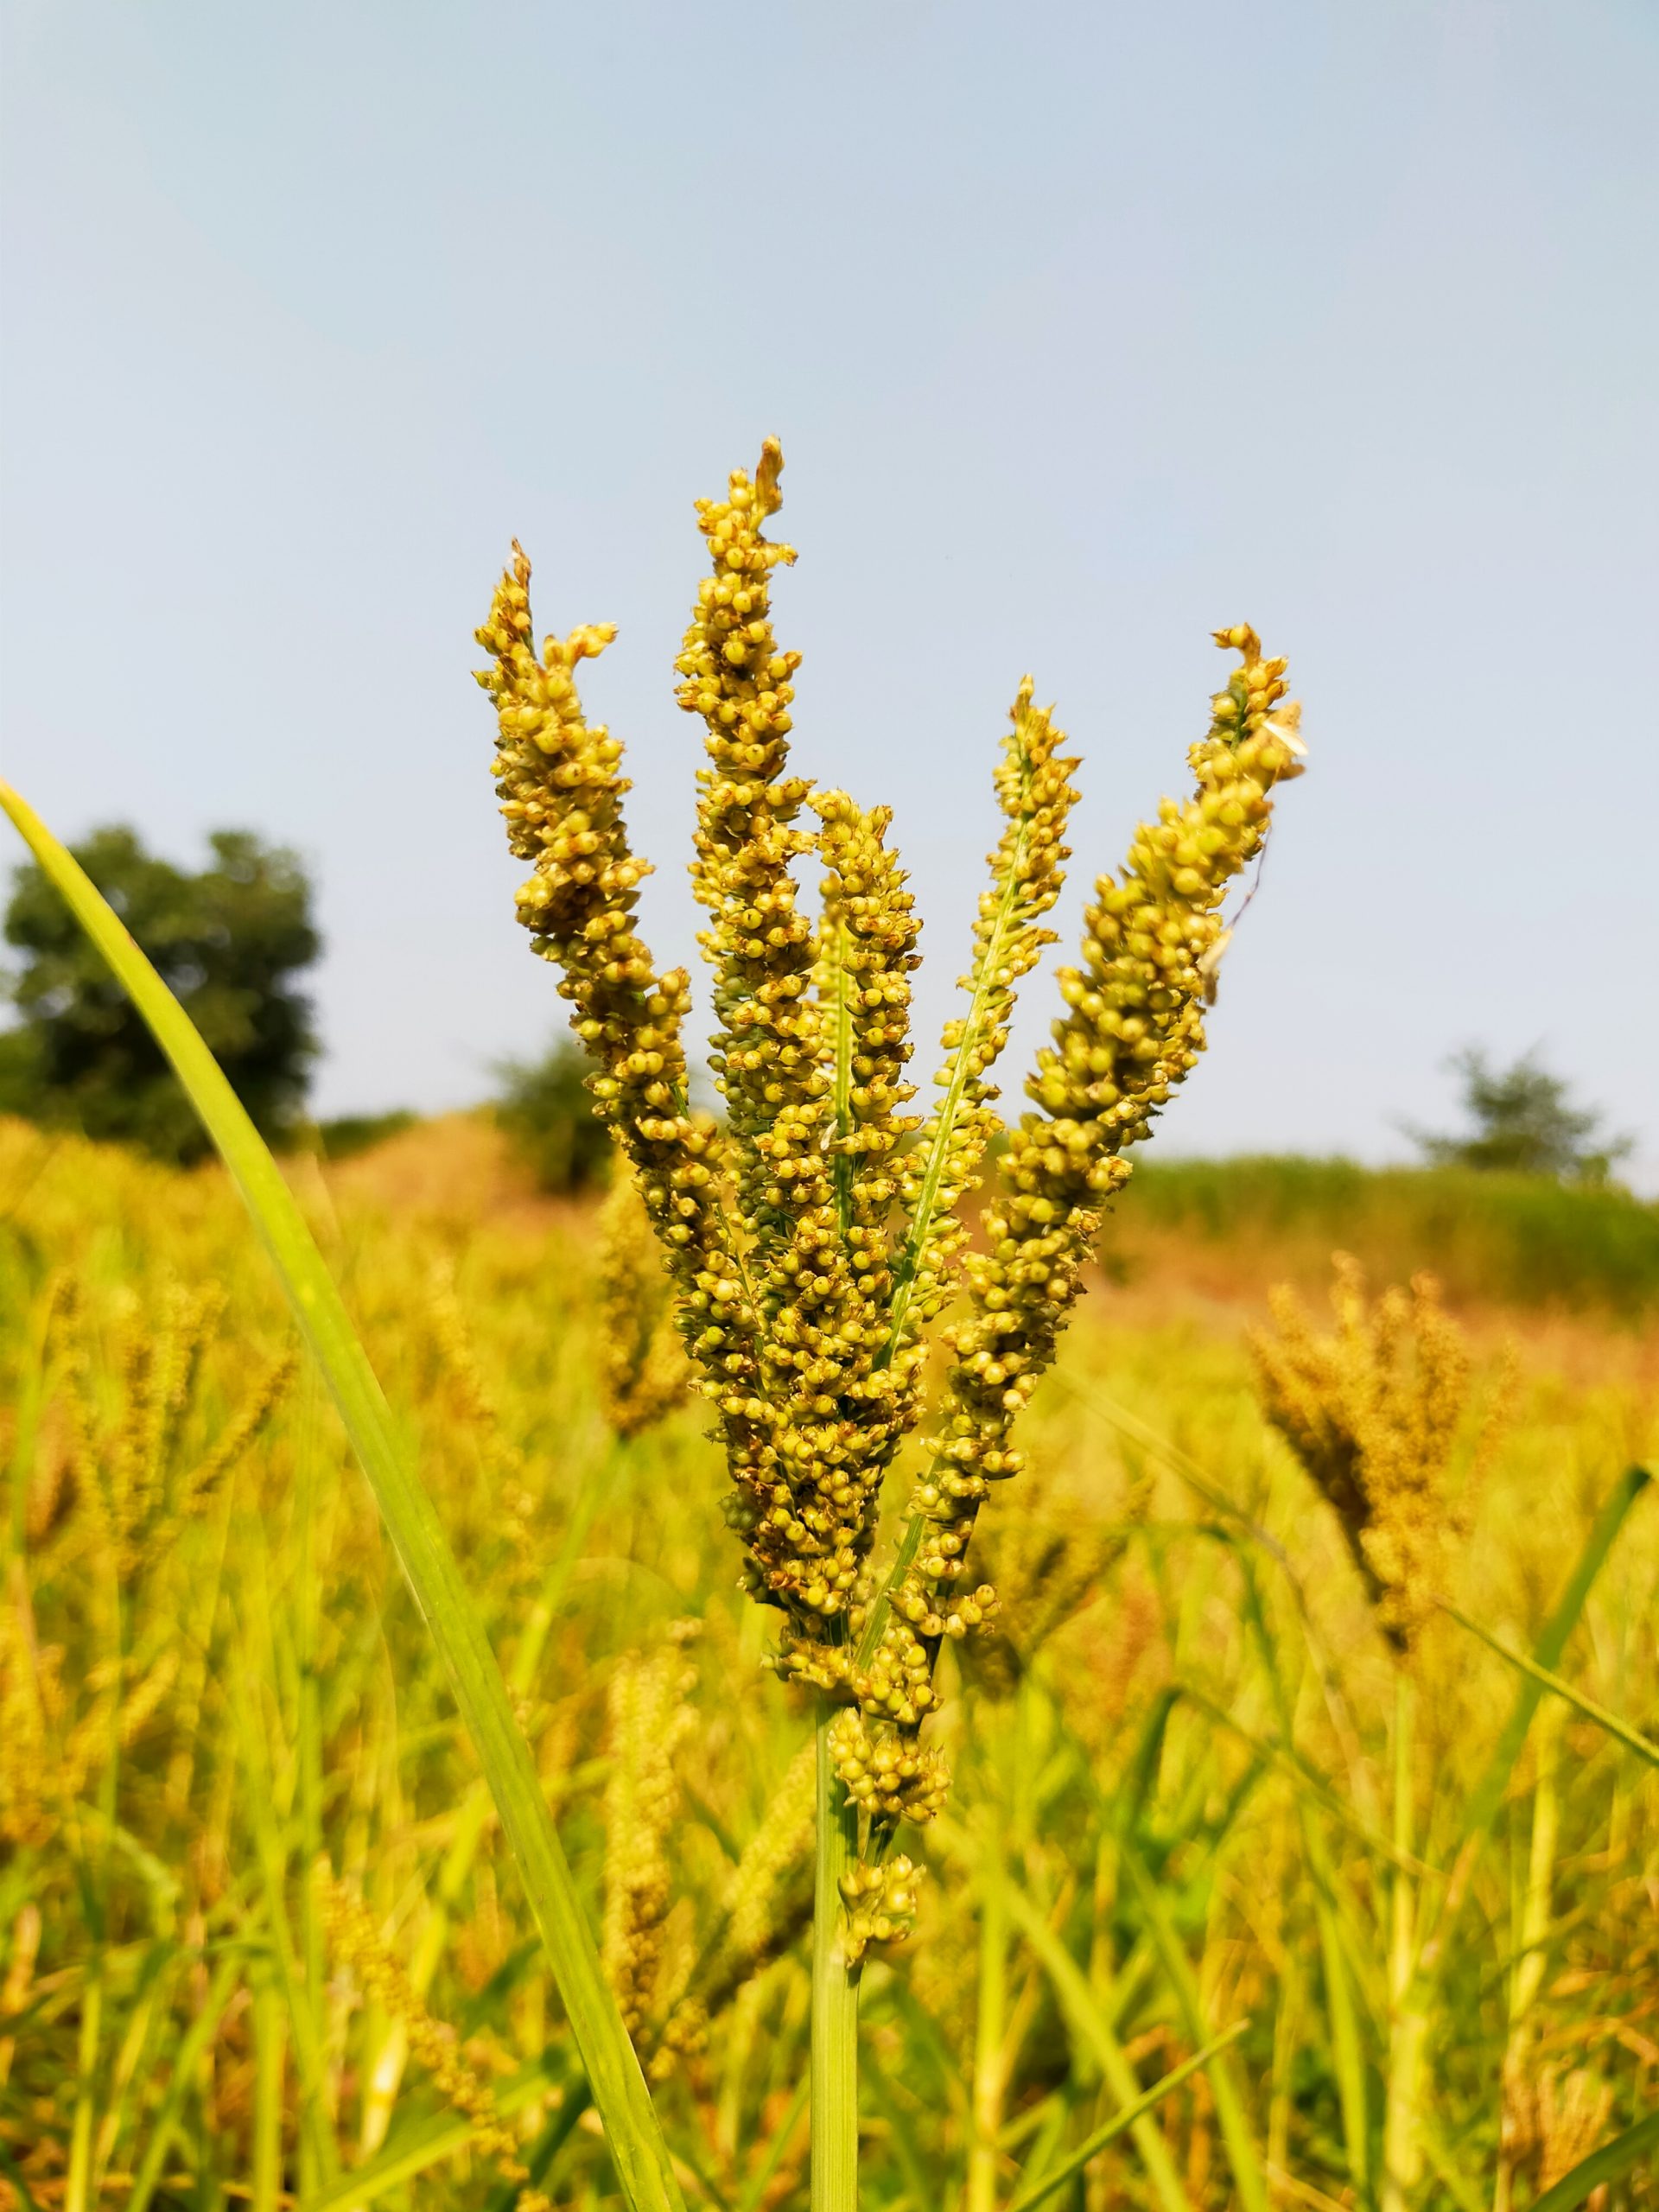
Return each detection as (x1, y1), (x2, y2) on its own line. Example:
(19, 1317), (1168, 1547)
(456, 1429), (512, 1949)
(1412, 1046), (1633, 1184)
(493, 1033), (613, 1194)
(0, 824), (320, 1161)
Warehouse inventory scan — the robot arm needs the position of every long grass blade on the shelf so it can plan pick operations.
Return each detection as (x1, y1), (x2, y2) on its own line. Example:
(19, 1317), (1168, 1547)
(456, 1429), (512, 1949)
(999, 1876), (1193, 2212)
(1528, 2109), (1659, 2210)
(226, 1654), (339, 2179)
(1416, 1464), (1651, 1983)
(811, 1704), (861, 2212)
(1455, 1465), (1650, 1852)
(127, 1952), (242, 2212)
(1116, 1839), (1268, 2212)
(734, 2075), (810, 2212)
(296, 2056), (567, 2212)
(1441, 1600), (1659, 1770)
(0, 779), (686, 2212)
(1005, 2024), (1248, 2212)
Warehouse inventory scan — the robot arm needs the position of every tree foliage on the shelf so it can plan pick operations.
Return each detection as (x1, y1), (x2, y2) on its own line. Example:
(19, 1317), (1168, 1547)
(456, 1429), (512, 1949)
(1412, 1046), (1633, 1185)
(493, 1034), (613, 1194)
(0, 824), (320, 1161)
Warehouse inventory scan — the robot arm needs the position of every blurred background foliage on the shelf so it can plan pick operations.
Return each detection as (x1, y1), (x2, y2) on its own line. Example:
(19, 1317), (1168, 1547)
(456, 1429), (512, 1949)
(490, 1036), (614, 1198)
(0, 826), (320, 1163)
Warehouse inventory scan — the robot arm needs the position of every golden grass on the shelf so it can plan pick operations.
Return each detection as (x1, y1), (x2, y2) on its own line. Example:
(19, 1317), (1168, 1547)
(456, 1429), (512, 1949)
(1, 1111), (1655, 2209)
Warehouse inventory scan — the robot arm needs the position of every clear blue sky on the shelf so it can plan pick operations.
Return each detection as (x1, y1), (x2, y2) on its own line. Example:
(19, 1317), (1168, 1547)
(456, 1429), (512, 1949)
(3, 1), (1656, 1183)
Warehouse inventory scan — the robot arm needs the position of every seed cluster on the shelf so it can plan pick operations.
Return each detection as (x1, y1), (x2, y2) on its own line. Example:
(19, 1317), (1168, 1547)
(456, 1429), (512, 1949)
(319, 1870), (552, 2209)
(887, 683), (1078, 1384)
(935, 634), (1300, 1498)
(671, 458), (931, 1624)
(1250, 1256), (1507, 1654)
(837, 1848), (922, 1963)
(474, 556), (734, 1389)
(731, 790), (925, 1617)
(478, 450), (1307, 1902)
(602, 1624), (701, 2038)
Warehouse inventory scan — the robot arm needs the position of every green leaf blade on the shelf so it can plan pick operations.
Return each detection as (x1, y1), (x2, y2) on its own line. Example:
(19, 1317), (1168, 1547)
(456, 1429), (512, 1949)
(0, 779), (686, 2212)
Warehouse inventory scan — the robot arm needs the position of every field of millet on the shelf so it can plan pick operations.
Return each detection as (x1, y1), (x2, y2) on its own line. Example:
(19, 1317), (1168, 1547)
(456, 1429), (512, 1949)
(1, 1111), (1654, 2209)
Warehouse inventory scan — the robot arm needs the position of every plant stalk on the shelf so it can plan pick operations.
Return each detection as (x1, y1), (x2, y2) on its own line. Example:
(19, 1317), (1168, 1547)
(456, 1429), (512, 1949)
(1382, 1666), (1425, 2212)
(253, 1973), (288, 2212)
(811, 1700), (861, 2212)
(1492, 1696), (1563, 2212)
(966, 1817), (1009, 2212)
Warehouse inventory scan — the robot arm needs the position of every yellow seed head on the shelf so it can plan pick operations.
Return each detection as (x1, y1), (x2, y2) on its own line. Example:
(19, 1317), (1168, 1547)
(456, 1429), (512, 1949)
(601, 1624), (700, 2039)
(316, 1866), (533, 2183)
(479, 453), (1310, 1858)
(1249, 1254), (1497, 1655)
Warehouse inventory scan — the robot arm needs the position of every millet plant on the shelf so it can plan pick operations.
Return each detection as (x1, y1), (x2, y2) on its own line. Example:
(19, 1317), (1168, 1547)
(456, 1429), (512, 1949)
(7, 457), (1652, 2208)
(473, 438), (1306, 2205)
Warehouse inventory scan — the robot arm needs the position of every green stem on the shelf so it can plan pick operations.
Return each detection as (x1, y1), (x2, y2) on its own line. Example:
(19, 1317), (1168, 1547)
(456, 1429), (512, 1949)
(811, 1702), (860, 2212)
(1491, 1697), (1564, 2212)
(63, 1959), (102, 2212)
(253, 1973), (288, 2212)
(1236, 1563), (1370, 2199)
(3, 1277), (56, 1573)
(1118, 1838), (1268, 2212)
(1414, 1465), (1649, 1986)
(966, 1818), (1008, 2212)
(295, 1372), (327, 2195)
(128, 1953), (242, 2212)
(1382, 1667), (1424, 2212)
(67, 1570), (126, 2212)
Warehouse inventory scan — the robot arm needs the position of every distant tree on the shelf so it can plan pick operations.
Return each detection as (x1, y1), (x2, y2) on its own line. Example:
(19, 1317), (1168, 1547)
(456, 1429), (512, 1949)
(0, 825), (320, 1163)
(493, 1034), (613, 1194)
(1411, 1046), (1633, 1185)
(315, 1109), (419, 1161)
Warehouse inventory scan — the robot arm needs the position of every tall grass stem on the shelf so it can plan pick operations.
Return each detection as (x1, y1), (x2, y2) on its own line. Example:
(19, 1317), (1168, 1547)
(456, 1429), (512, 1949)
(1382, 1669), (1424, 2212)
(966, 1817), (1008, 2212)
(811, 1700), (861, 2212)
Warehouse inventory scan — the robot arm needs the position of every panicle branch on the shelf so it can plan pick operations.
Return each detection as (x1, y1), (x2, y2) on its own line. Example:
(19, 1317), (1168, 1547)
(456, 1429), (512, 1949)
(844, 627), (1305, 1830)
(676, 440), (817, 1279)
(672, 450), (879, 1627)
(887, 683), (1079, 1380)
(49, 1274), (293, 1585)
(474, 553), (737, 1384)
(317, 1868), (553, 2209)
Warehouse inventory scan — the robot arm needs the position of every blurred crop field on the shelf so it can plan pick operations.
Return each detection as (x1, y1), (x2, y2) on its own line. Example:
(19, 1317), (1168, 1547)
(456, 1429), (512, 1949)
(1, 1110), (1655, 2209)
